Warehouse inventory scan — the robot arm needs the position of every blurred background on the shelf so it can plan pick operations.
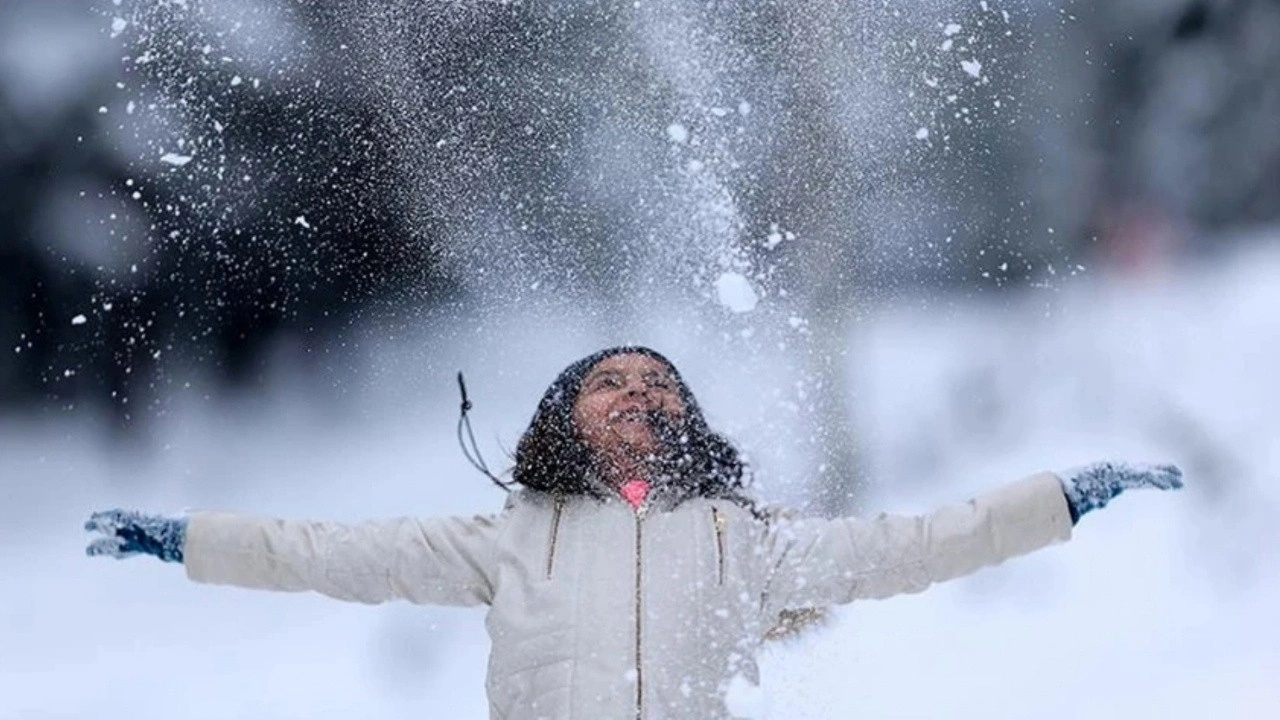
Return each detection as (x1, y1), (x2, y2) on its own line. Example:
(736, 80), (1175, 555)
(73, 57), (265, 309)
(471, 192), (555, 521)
(2, 0), (1278, 718)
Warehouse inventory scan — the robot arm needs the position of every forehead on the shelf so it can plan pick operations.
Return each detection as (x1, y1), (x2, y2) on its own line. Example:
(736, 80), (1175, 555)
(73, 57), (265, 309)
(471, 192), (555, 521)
(584, 353), (673, 378)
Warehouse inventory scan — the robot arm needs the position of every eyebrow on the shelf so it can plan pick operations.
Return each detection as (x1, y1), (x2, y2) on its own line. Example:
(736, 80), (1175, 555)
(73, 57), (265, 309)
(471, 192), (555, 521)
(583, 367), (673, 383)
(584, 368), (623, 383)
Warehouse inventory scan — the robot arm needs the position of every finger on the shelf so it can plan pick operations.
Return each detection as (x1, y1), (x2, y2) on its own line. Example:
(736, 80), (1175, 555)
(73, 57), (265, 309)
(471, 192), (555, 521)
(1152, 464), (1184, 490)
(86, 537), (137, 559)
(84, 511), (110, 533)
(86, 509), (141, 534)
(1120, 462), (1182, 491)
(85, 509), (128, 534)
(1105, 462), (1170, 489)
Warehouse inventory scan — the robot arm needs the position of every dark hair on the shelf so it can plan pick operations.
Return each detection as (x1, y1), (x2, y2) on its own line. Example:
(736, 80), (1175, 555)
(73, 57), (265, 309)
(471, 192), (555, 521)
(512, 346), (756, 511)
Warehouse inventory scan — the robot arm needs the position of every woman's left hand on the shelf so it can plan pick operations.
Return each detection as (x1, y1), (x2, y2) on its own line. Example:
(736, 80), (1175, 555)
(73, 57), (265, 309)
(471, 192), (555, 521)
(1057, 461), (1183, 524)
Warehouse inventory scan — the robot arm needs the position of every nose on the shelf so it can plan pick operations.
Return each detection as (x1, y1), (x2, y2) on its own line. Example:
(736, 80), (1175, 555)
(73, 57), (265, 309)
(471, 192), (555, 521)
(623, 376), (653, 398)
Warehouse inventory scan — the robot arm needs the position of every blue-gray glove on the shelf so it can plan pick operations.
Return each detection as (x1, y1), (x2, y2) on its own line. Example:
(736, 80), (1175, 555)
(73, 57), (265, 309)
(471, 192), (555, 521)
(1058, 461), (1183, 524)
(85, 509), (188, 563)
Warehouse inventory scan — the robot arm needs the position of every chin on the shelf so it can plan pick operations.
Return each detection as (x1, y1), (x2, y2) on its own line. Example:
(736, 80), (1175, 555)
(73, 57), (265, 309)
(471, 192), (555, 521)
(615, 435), (659, 456)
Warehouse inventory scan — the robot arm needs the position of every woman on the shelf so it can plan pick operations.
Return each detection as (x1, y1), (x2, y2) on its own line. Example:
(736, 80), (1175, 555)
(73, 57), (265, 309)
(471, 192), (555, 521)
(86, 346), (1182, 719)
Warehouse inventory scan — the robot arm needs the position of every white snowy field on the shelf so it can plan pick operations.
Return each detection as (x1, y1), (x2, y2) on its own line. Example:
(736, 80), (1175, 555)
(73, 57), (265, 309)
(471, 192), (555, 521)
(2, 239), (1278, 720)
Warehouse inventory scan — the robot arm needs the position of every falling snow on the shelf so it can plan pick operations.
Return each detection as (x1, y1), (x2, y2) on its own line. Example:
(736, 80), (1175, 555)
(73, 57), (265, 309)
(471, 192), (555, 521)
(714, 272), (759, 313)
(159, 152), (193, 167)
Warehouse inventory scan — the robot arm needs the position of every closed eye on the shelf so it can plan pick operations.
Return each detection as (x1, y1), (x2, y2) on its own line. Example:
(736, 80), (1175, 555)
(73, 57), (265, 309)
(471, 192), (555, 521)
(587, 372), (624, 391)
(643, 374), (676, 390)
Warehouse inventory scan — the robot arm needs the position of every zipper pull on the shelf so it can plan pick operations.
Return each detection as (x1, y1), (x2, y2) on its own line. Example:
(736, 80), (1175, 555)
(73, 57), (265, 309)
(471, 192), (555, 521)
(545, 496), (566, 580)
(711, 505), (727, 586)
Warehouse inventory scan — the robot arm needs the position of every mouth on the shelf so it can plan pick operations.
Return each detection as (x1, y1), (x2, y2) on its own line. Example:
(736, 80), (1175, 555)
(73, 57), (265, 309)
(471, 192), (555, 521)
(608, 407), (652, 422)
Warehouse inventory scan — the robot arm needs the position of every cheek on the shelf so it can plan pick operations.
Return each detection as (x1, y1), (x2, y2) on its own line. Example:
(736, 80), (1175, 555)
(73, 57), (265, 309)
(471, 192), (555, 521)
(660, 393), (687, 416)
(572, 397), (608, 437)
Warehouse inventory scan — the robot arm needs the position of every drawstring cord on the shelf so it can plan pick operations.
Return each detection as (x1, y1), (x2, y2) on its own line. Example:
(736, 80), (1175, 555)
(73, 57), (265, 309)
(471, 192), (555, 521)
(456, 372), (512, 493)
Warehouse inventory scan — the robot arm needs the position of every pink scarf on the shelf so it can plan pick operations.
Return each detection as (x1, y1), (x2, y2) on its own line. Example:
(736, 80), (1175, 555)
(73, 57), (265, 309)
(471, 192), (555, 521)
(618, 478), (650, 510)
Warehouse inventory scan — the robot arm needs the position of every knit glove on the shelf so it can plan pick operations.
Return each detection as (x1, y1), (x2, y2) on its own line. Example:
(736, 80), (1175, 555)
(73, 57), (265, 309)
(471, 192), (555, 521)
(85, 509), (188, 563)
(1057, 461), (1183, 524)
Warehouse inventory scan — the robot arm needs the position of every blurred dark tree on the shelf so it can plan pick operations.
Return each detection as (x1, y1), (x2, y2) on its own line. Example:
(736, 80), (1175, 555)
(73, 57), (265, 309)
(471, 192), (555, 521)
(1076, 0), (1280, 260)
(0, 0), (448, 425)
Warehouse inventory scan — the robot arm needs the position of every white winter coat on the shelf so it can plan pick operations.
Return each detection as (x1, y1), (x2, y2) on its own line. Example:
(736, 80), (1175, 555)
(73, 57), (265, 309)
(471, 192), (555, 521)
(183, 472), (1073, 719)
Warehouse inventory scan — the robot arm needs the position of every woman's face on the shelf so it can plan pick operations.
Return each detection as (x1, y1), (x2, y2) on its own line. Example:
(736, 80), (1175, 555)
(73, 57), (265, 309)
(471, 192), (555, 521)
(571, 353), (687, 463)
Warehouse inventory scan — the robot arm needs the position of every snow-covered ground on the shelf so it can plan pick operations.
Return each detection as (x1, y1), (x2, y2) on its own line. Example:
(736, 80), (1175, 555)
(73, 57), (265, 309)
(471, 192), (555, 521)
(3, 239), (1277, 719)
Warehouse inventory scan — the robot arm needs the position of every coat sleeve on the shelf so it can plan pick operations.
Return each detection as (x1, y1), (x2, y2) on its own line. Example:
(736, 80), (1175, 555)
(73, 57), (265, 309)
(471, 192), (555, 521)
(762, 472), (1073, 614)
(182, 511), (503, 606)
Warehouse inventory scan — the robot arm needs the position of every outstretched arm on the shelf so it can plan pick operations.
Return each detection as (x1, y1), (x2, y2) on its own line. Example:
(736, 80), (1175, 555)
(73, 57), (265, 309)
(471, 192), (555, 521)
(86, 508), (504, 607)
(763, 462), (1181, 613)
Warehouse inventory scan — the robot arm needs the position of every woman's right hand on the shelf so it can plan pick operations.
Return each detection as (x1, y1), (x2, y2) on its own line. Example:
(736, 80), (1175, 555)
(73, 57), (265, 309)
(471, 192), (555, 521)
(85, 509), (188, 563)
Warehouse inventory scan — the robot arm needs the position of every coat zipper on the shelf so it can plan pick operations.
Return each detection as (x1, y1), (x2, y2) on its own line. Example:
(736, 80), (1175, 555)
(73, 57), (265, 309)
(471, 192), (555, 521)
(711, 505), (727, 586)
(634, 505), (645, 719)
(545, 496), (565, 579)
